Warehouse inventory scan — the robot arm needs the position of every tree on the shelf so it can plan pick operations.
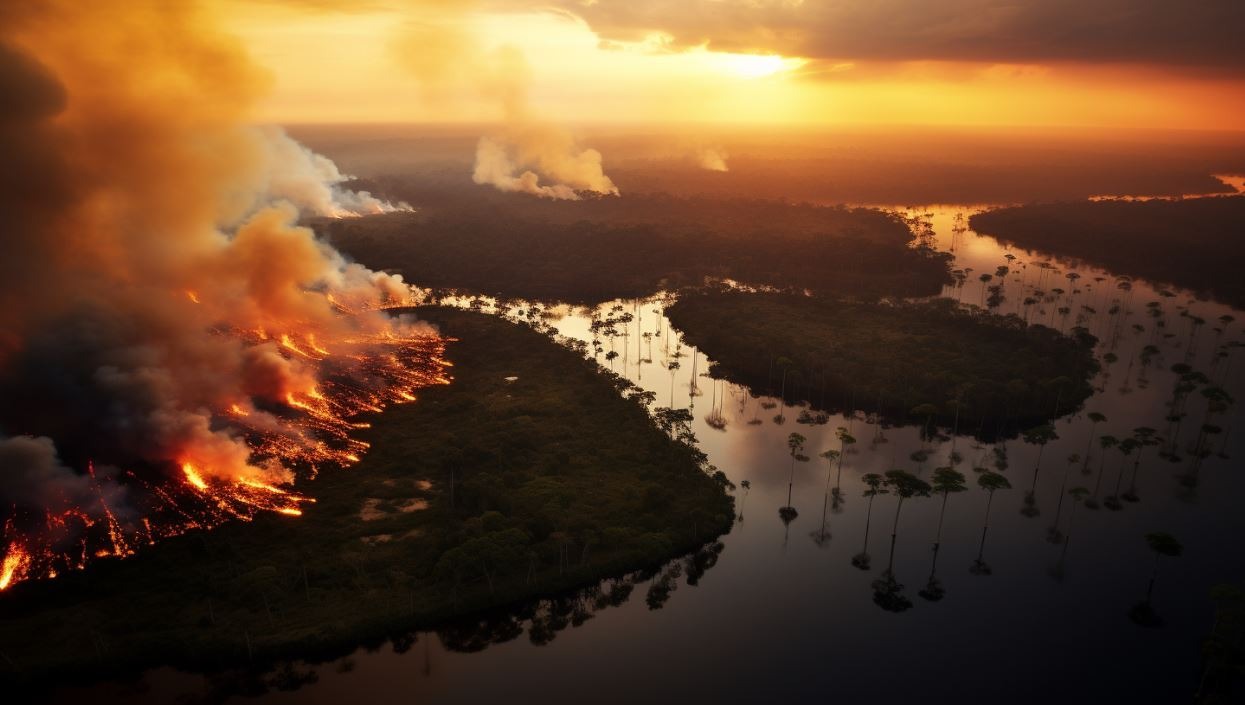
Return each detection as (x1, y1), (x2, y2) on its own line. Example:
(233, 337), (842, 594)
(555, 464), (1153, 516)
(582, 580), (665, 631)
(1131, 532), (1183, 627)
(852, 473), (887, 570)
(666, 360), (681, 407)
(813, 450), (841, 545)
(1122, 427), (1160, 502)
(1021, 423), (1058, 517)
(921, 467), (967, 601)
(1082, 411), (1107, 474)
(1085, 434), (1119, 509)
(784, 433), (807, 509)
(833, 427), (856, 503)
(971, 471), (1011, 575)
(881, 470), (931, 576)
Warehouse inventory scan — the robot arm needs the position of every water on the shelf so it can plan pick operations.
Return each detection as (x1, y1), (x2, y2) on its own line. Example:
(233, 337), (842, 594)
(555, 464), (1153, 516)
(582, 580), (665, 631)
(57, 206), (1245, 704)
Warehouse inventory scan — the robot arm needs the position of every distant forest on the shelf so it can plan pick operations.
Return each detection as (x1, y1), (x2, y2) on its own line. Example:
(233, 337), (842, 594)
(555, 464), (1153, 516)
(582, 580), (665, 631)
(319, 192), (950, 303)
(666, 289), (1099, 440)
(971, 196), (1245, 309)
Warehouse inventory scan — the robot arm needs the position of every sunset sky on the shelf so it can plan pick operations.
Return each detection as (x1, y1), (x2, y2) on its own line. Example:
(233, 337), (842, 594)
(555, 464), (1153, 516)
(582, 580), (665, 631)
(218, 0), (1245, 130)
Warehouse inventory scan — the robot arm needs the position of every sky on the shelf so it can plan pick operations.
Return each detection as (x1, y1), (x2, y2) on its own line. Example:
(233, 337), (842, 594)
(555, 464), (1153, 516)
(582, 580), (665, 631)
(215, 1), (1245, 129)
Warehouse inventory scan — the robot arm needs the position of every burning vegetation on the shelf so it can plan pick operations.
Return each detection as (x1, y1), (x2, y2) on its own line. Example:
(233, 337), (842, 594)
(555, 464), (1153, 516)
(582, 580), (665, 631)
(0, 3), (450, 591)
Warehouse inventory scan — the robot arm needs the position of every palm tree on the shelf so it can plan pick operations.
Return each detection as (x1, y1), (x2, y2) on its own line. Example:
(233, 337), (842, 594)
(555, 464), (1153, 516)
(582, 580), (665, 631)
(834, 426), (856, 496)
(1021, 423), (1058, 517)
(852, 473), (887, 570)
(814, 449), (841, 544)
(1082, 411), (1107, 474)
(1122, 427), (1160, 502)
(1086, 434), (1118, 509)
(1104, 437), (1138, 510)
(666, 360), (681, 407)
(784, 432), (806, 509)
(1130, 532), (1183, 626)
(921, 467), (967, 601)
(881, 470), (931, 576)
(970, 471), (1011, 575)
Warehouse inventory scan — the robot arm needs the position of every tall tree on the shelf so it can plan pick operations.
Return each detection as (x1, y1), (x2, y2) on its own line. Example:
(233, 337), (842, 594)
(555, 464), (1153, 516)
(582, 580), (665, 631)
(971, 471), (1012, 575)
(852, 473), (887, 571)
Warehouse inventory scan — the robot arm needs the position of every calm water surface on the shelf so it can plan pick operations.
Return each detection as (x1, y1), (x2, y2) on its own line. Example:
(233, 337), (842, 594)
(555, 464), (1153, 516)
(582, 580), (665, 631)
(63, 205), (1245, 704)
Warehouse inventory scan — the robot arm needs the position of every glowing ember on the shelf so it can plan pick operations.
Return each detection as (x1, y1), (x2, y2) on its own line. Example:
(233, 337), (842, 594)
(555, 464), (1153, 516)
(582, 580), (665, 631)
(0, 307), (452, 592)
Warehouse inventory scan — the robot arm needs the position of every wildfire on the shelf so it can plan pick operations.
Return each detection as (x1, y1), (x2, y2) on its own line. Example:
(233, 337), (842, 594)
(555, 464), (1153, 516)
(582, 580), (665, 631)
(0, 311), (452, 593)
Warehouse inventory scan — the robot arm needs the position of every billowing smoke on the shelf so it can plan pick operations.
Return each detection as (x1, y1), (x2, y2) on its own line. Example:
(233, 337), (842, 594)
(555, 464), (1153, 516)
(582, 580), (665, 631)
(392, 19), (618, 200)
(0, 2), (440, 587)
(697, 147), (730, 172)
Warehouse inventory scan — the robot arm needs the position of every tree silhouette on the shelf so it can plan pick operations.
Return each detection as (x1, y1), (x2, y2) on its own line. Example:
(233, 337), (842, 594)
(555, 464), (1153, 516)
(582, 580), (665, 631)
(1085, 434), (1118, 509)
(738, 479), (751, 523)
(1082, 411), (1107, 475)
(784, 432), (806, 510)
(813, 450), (841, 545)
(881, 469), (931, 577)
(921, 467), (968, 601)
(852, 473), (887, 570)
(971, 471), (1011, 575)
(1021, 423), (1058, 517)
(1130, 532), (1183, 627)
(1122, 427), (1160, 502)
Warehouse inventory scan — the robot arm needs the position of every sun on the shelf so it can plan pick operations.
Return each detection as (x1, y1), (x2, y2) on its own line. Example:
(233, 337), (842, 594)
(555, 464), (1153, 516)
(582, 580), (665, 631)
(711, 52), (806, 79)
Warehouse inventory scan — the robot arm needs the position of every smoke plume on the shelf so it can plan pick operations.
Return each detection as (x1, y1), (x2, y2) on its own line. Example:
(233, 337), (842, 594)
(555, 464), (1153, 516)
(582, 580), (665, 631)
(0, 1), (439, 587)
(392, 18), (618, 200)
(697, 147), (730, 172)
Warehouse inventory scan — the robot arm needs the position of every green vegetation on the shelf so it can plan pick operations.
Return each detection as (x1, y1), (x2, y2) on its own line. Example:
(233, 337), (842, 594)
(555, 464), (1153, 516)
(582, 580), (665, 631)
(970, 196), (1245, 309)
(665, 289), (1099, 440)
(0, 308), (732, 684)
(318, 194), (951, 303)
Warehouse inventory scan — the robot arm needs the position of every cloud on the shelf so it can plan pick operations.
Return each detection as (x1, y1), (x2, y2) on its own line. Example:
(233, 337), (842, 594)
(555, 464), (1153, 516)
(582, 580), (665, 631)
(539, 0), (1245, 74)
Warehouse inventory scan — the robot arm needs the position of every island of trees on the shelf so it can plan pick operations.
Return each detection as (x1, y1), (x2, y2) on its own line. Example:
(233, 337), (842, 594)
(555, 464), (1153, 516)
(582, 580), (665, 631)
(665, 289), (1099, 439)
(317, 193), (951, 304)
(0, 308), (733, 686)
(970, 195), (1245, 309)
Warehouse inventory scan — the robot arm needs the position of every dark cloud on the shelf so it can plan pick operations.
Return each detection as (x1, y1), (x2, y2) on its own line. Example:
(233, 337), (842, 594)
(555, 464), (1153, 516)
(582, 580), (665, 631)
(545, 0), (1245, 73)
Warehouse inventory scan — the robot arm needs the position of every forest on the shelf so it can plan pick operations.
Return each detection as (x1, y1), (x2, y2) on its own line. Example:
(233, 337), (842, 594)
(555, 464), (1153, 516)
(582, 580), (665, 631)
(665, 289), (1100, 440)
(0, 309), (733, 685)
(971, 196), (1245, 309)
(317, 193), (951, 303)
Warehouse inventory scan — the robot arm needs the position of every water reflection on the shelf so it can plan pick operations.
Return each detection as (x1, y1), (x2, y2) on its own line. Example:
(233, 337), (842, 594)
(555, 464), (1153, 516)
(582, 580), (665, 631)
(54, 204), (1245, 704)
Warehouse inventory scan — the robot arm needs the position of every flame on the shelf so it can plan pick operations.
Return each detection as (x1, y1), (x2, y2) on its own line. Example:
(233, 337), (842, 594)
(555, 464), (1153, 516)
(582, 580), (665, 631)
(0, 319), (452, 592)
(185, 290), (201, 304)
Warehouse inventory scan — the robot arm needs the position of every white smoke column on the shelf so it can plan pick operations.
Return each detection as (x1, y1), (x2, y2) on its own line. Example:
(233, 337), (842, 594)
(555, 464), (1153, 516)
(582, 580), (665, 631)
(697, 147), (729, 172)
(251, 126), (410, 217)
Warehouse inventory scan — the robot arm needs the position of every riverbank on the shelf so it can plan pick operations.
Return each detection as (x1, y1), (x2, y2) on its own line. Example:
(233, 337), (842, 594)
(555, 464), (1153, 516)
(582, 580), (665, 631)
(665, 289), (1099, 439)
(0, 308), (733, 688)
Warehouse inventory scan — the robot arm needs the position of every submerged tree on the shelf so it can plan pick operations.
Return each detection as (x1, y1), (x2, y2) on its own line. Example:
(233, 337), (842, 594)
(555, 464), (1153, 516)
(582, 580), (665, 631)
(970, 471), (1011, 575)
(784, 432), (807, 510)
(1021, 423), (1058, 518)
(738, 479), (751, 523)
(852, 473), (888, 570)
(882, 470), (931, 577)
(813, 450), (841, 545)
(922, 467), (968, 601)
(1122, 427), (1160, 502)
(1085, 434), (1119, 509)
(1130, 532), (1183, 627)
(1081, 411), (1107, 475)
